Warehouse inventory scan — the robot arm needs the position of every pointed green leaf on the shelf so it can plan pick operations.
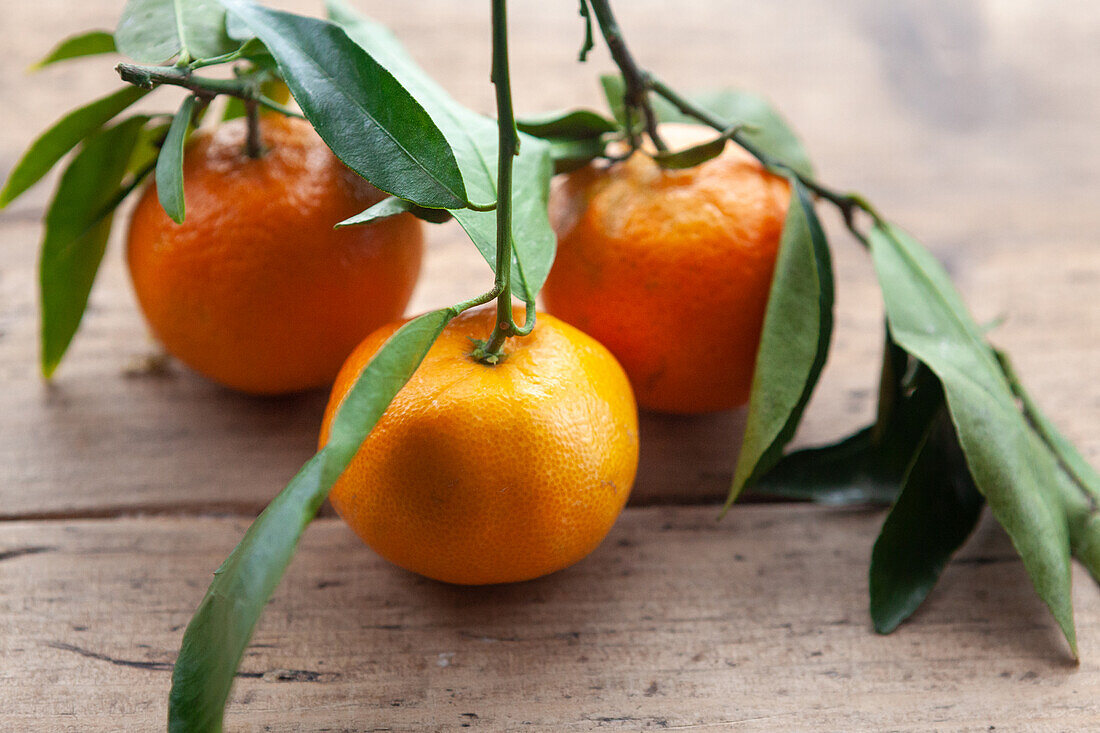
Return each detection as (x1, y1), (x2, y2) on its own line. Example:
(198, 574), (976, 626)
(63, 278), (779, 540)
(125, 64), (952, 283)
(169, 307), (454, 732)
(661, 89), (814, 178)
(996, 352), (1100, 585)
(155, 95), (195, 224)
(337, 196), (451, 228)
(653, 126), (741, 170)
(32, 30), (117, 69)
(327, 0), (556, 302)
(728, 180), (834, 505)
(40, 117), (148, 376)
(115, 0), (237, 63)
(222, 0), (468, 209)
(870, 412), (985, 633)
(0, 86), (148, 208)
(516, 109), (617, 140)
(870, 221), (1078, 656)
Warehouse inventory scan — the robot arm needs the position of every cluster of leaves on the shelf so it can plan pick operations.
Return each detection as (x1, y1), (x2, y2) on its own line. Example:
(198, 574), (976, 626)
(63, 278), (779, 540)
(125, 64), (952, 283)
(519, 12), (1100, 653)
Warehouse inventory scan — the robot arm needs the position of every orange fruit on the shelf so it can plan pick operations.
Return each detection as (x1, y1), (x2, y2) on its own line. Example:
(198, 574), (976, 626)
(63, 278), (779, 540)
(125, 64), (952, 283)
(318, 306), (639, 585)
(126, 114), (423, 394)
(542, 123), (791, 413)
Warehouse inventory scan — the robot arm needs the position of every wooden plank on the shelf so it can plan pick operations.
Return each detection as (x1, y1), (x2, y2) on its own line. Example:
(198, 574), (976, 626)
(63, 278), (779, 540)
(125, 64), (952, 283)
(3, 507), (1099, 730)
(0, 2), (1097, 516)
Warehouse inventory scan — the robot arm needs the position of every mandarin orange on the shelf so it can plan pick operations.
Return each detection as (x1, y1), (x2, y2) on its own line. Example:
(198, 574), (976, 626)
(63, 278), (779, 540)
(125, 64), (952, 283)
(542, 123), (790, 413)
(126, 114), (422, 394)
(319, 306), (639, 585)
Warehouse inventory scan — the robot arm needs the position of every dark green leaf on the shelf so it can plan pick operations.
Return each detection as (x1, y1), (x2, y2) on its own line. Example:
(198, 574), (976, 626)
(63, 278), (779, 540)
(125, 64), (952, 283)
(870, 221), (1078, 656)
(337, 195), (452, 227)
(169, 308), (454, 731)
(327, 0), (556, 301)
(223, 0), (469, 209)
(32, 30), (117, 69)
(0, 86), (148, 208)
(155, 96), (195, 224)
(727, 180), (834, 506)
(870, 413), (985, 633)
(40, 117), (147, 376)
(115, 0), (237, 63)
(516, 109), (617, 140)
(653, 126), (740, 170)
(750, 341), (942, 506)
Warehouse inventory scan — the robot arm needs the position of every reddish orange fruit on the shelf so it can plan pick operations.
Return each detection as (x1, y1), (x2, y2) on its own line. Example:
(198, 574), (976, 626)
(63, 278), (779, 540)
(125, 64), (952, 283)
(542, 123), (790, 413)
(126, 114), (423, 394)
(319, 306), (639, 585)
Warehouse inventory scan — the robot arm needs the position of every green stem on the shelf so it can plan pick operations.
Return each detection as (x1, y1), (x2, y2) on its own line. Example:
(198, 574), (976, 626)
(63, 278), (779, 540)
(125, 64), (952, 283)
(115, 62), (304, 120)
(587, 0), (665, 151)
(244, 99), (264, 159)
(479, 0), (521, 362)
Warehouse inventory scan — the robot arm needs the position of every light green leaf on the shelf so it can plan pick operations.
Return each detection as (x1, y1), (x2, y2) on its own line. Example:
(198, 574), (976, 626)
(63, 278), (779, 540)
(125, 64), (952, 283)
(327, 0), (556, 301)
(169, 308), (454, 732)
(155, 95), (195, 224)
(870, 412), (985, 633)
(32, 30), (117, 69)
(115, 0), (237, 63)
(40, 116), (148, 376)
(653, 125), (741, 170)
(728, 180), (834, 506)
(870, 221), (1078, 656)
(223, 0), (469, 210)
(0, 86), (148, 208)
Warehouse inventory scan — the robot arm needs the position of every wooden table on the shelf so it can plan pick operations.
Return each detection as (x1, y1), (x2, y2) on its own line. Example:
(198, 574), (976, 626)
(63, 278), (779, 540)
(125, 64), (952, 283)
(2, 1), (1098, 729)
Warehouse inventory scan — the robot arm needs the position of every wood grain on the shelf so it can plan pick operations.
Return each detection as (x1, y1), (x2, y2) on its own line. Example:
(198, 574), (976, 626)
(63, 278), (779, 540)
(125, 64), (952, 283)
(0, 0), (1096, 518)
(3, 508), (1099, 731)
(1, 1), (1099, 729)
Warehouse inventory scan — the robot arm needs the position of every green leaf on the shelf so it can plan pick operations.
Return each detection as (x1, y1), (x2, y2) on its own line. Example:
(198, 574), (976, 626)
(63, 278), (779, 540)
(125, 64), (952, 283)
(337, 196), (451, 227)
(40, 117), (148, 376)
(169, 308), (454, 732)
(327, 0), (556, 302)
(727, 180), (834, 506)
(750, 339), (942, 506)
(599, 74), (630, 128)
(115, 0), (237, 64)
(155, 96), (195, 224)
(545, 136), (606, 174)
(653, 126), (741, 170)
(664, 89), (814, 179)
(222, 0), (469, 210)
(516, 109), (617, 140)
(870, 412), (985, 633)
(870, 221), (1078, 656)
(0, 86), (148, 208)
(32, 30), (117, 69)
(995, 351), (1100, 585)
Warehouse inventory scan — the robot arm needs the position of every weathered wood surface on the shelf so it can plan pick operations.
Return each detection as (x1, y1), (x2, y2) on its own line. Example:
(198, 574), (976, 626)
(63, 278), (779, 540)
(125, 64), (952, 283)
(1, 0), (1099, 730)
(1, 0), (1097, 517)
(4, 508), (1100, 731)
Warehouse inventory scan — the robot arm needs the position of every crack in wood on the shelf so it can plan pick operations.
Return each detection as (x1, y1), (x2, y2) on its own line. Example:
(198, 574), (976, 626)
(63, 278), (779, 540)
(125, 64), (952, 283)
(0, 545), (55, 562)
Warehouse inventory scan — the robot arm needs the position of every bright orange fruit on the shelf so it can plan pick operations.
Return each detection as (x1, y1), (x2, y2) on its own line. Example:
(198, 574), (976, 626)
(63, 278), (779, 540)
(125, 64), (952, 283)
(319, 306), (639, 585)
(542, 123), (791, 413)
(126, 115), (423, 394)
